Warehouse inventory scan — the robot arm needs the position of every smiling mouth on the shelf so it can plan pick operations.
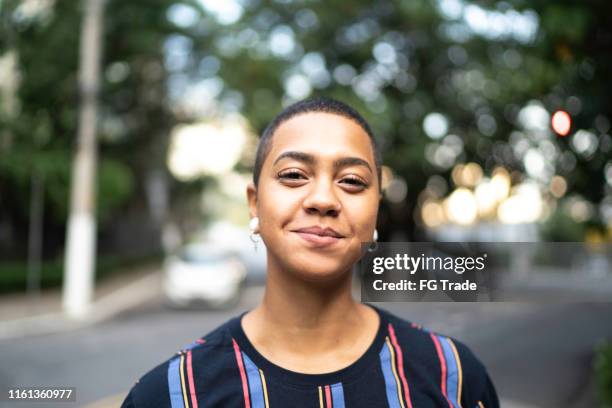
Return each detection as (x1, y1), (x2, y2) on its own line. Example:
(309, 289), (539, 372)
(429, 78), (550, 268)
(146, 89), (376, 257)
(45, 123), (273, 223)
(291, 226), (345, 247)
(294, 231), (342, 247)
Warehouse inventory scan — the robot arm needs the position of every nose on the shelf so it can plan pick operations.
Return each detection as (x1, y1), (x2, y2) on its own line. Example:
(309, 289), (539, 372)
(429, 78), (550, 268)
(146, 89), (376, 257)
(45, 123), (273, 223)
(302, 178), (341, 217)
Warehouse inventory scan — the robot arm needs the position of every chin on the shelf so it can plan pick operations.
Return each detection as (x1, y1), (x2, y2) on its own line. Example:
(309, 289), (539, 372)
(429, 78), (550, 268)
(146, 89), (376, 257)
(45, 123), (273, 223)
(284, 252), (356, 283)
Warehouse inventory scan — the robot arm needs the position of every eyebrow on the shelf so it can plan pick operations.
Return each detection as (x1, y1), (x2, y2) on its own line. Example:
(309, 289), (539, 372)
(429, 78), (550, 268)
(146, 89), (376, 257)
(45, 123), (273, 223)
(272, 150), (373, 173)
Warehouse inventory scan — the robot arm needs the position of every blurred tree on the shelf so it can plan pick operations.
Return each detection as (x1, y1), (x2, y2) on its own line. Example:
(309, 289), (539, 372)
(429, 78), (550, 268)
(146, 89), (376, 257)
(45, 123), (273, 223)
(174, 0), (612, 240)
(0, 0), (198, 259)
(1, 0), (611, 268)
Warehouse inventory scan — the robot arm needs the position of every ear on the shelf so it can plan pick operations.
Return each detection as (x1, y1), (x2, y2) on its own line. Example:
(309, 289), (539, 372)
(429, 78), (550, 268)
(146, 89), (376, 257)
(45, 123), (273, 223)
(246, 182), (258, 218)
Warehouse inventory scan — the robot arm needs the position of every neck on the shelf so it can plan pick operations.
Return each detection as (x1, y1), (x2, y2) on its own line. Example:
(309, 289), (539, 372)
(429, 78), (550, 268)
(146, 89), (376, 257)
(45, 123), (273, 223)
(246, 256), (369, 355)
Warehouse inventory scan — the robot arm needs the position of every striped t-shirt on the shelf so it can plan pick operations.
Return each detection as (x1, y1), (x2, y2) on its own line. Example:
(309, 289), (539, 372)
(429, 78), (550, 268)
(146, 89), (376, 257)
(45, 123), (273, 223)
(121, 305), (499, 407)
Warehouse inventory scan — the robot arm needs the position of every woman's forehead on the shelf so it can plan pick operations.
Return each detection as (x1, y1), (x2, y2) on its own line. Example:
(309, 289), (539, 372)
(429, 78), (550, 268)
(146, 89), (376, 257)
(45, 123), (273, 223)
(268, 112), (374, 162)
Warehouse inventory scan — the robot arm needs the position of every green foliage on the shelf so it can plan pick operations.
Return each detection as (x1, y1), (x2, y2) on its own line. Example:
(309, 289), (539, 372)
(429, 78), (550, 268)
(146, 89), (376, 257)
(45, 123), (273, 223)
(541, 5), (591, 44)
(540, 206), (587, 242)
(1, 0), (180, 257)
(0, 148), (133, 223)
(0, 253), (162, 293)
(187, 0), (611, 238)
(97, 159), (134, 221)
(0, 148), (72, 222)
(595, 340), (612, 407)
(2, 0), (611, 254)
(0, 259), (64, 293)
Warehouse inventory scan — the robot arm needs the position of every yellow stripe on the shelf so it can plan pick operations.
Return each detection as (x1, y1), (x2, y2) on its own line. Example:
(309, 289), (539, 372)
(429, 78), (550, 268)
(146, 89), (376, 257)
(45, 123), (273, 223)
(179, 354), (190, 408)
(448, 339), (463, 407)
(386, 337), (406, 408)
(259, 369), (269, 408)
(318, 385), (324, 408)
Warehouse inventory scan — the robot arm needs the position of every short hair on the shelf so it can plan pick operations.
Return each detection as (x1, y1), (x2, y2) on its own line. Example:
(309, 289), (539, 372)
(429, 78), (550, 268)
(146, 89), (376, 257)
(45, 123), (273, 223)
(252, 97), (382, 189)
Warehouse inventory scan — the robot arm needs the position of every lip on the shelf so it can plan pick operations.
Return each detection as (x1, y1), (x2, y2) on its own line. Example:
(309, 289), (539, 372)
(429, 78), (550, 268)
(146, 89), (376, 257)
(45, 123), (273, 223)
(292, 226), (345, 247)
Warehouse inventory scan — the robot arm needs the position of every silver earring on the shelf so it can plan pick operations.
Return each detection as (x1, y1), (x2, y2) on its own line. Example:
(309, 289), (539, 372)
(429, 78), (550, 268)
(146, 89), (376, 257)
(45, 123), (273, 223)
(368, 229), (379, 252)
(249, 217), (259, 252)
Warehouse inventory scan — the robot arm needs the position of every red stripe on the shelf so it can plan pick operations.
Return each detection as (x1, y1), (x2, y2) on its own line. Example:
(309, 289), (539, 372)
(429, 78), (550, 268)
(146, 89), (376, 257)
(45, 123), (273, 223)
(430, 334), (453, 408)
(232, 338), (251, 408)
(196, 338), (206, 344)
(388, 323), (413, 408)
(325, 385), (332, 408)
(186, 350), (199, 408)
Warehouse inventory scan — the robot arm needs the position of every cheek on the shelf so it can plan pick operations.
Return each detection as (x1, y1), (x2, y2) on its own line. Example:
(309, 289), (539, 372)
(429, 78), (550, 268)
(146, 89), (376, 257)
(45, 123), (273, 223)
(257, 184), (300, 228)
(344, 196), (379, 235)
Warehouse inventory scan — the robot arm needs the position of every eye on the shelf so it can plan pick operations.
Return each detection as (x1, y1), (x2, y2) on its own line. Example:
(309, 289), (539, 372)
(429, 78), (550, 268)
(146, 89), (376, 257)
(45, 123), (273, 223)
(340, 175), (368, 190)
(277, 169), (308, 183)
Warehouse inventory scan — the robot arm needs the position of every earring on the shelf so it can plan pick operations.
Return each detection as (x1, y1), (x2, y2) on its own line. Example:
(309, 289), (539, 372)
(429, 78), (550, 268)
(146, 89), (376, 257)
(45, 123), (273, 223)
(368, 229), (379, 252)
(249, 217), (259, 252)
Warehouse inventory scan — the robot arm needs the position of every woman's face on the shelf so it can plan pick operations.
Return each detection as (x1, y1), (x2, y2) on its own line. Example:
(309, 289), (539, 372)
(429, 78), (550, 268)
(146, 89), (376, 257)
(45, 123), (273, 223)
(247, 111), (380, 283)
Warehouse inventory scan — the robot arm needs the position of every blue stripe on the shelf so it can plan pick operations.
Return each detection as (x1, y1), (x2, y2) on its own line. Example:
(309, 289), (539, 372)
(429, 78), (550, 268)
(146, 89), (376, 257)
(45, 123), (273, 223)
(379, 341), (401, 408)
(439, 336), (459, 408)
(182, 339), (203, 351)
(167, 357), (185, 408)
(242, 352), (266, 408)
(331, 382), (345, 408)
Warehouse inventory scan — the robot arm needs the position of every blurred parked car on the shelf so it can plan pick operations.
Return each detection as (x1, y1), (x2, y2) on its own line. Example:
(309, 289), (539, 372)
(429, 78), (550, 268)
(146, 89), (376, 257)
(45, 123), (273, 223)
(163, 243), (247, 308)
(204, 221), (268, 284)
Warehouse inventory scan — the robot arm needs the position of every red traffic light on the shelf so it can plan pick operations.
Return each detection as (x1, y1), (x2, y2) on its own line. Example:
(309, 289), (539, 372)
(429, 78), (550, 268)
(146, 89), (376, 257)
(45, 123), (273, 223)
(551, 110), (571, 136)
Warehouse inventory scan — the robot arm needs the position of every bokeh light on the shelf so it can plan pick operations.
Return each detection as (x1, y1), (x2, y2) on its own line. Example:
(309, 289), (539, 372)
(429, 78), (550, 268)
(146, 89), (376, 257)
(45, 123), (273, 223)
(474, 180), (498, 218)
(422, 200), (446, 228)
(571, 129), (599, 158)
(385, 178), (408, 203)
(490, 167), (511, 202)
(518, 101), (549, 131)
(446, 187), (478, 225)
(381, 166), (394, 191)
(550, 175), (568, 198)
(423, 112), (449, 139)
(497, 182), (543, 224)
(551, 110), (571, 136)
(167, 116), (250, 181)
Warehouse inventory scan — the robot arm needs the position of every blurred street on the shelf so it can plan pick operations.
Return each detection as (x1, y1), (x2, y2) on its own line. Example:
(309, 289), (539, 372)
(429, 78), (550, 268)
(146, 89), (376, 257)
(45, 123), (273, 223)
(0, 279), (610, 408)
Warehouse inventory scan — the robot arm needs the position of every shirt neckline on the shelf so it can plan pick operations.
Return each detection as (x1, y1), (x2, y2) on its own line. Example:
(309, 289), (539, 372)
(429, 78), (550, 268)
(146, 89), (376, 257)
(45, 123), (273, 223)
(228, 303), (389, 388)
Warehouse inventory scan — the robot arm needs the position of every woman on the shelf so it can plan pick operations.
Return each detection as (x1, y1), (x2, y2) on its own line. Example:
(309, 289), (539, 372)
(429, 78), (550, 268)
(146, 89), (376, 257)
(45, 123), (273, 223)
(122, 97), (499, 407)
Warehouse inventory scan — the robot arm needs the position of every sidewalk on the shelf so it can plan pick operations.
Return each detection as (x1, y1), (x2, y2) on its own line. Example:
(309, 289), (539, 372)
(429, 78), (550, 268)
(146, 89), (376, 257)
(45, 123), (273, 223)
(0, 263), (163, 340)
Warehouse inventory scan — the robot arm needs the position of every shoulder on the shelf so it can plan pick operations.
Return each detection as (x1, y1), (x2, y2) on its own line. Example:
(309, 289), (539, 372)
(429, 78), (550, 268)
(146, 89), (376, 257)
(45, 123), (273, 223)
(375, 306), (499, 407)
(377, 306), (487, 371)
(121, 315), (238, 408)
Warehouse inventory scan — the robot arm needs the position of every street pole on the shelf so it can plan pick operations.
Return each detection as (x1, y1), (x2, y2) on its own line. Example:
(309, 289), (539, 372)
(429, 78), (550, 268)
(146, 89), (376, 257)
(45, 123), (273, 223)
(62, 0), (105, 320)
(27, 170), (44, 303)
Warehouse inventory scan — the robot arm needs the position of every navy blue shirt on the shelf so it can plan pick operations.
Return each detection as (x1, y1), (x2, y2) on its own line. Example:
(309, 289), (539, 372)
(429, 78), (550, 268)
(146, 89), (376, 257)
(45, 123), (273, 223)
(122, 305), (499, 407)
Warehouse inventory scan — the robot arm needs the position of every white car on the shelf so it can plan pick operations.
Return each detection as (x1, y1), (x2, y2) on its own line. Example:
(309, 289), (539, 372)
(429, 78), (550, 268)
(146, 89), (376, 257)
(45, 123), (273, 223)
(163, 243), (247, 308)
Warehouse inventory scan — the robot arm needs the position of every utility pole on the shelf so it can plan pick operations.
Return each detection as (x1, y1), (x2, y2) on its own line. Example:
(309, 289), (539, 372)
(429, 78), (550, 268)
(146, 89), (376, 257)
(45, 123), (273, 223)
(27, 170), (44, 303)
(63, 0), (105, 320)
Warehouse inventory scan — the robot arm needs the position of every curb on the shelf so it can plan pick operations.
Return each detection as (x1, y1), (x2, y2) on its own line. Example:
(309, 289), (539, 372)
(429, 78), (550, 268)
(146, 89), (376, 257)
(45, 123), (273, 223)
(0, 272), (161, 340)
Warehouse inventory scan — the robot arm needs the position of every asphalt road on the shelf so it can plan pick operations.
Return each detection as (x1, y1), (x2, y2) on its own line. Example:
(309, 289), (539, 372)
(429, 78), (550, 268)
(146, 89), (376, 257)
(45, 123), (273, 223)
(0, 286), (611, 408)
